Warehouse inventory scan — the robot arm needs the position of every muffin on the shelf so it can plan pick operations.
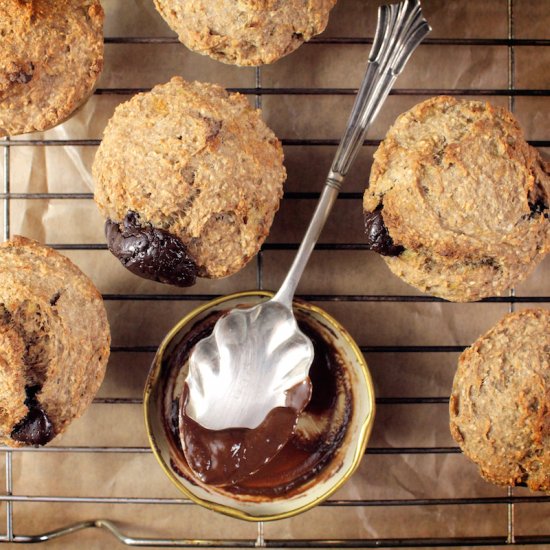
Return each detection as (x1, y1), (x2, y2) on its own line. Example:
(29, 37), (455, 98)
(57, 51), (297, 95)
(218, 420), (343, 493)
(93, 77), (285, 286)
(450, 308), (550, 492)
(0, 0), (104, 137)
(153, 0), (337, 66)
(363, 96), (550, 302)
(0, 236), (110, 447)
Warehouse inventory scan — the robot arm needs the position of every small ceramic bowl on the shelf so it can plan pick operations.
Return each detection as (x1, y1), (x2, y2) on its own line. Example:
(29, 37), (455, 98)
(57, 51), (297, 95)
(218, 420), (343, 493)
(144, 291), (375, 521)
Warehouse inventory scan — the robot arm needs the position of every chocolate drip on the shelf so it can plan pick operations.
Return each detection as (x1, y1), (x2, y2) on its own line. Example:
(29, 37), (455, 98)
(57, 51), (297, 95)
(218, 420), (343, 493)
(105, 211), (198, 287)
(11, 385), (54, 446)
(364, 206), (404, 256)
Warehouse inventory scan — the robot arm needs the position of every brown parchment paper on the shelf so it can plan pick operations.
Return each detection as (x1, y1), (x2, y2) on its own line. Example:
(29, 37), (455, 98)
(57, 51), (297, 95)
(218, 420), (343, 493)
(2, 0), (550, 548)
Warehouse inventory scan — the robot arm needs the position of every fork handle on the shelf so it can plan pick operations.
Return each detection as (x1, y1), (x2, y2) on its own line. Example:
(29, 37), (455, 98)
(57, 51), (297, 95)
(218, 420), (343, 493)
(274, 0), (431, 308)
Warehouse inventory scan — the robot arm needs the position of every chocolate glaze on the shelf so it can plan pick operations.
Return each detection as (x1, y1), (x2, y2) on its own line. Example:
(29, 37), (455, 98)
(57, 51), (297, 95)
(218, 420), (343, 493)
(364, 206), (404, 256)
(105, 211), (198, 287)
(11, 385), (54, 446)
(161, 309), (352, 497)
(180, 380), (312, 487)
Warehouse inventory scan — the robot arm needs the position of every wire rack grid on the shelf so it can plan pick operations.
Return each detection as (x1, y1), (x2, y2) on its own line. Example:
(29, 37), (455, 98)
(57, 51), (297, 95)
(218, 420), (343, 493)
(1, 0), (550, 547)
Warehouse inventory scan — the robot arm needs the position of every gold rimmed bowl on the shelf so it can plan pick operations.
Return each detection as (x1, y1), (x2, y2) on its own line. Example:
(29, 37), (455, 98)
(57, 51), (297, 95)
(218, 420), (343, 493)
(144, 291), (375, 521)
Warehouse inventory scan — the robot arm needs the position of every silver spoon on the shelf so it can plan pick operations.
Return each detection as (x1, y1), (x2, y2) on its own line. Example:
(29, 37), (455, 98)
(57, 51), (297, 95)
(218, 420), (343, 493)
(182, 0), (431, 484)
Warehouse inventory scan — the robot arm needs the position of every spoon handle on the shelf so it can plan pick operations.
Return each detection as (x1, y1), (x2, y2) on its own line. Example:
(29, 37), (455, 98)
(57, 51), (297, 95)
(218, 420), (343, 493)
(274, 0), (431, 308)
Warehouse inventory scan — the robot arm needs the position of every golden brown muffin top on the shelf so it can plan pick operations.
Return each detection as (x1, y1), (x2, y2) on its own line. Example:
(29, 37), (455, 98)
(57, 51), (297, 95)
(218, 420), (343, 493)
(450, 308), (550, 492)
(153, 0), (337, 66)
(0, 0), (104, 136)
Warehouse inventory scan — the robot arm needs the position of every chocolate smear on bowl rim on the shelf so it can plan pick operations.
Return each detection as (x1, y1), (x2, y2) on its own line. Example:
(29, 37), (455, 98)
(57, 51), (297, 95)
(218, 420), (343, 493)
(105, 211), (198, 287)
(364, 205), (404, 256)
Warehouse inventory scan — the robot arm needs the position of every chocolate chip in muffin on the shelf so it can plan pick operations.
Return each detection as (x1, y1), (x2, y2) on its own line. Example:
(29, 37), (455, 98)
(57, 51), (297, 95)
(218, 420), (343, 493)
(364, 206), (404, 256)
(49, 291), (61, 307)
(0, 236), (110, 448)
(8, 62), (34, 84)
(200, 116), (222, 142)
(105, 211), (198, 287)
(529, 197), (549, 219)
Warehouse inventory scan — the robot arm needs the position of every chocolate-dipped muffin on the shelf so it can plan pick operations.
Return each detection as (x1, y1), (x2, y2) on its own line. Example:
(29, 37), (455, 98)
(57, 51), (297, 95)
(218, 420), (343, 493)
(93, 77), (285, 286)
(450, 308), (550, 492)
(0, 0), (104, 137)
(0, 236), (110, 447)
(153, 0), (337, 66)
(363, 96), (550, 302)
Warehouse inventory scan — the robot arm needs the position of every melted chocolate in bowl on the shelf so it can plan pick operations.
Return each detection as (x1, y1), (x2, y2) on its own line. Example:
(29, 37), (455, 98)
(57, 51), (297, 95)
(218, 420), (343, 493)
(161, 308), (353, 499)
(180, 379), (312, 487)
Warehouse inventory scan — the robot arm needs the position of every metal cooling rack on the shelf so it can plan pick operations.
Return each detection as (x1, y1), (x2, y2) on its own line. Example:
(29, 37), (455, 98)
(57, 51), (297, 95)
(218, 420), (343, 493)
(1, 0), (550, 546)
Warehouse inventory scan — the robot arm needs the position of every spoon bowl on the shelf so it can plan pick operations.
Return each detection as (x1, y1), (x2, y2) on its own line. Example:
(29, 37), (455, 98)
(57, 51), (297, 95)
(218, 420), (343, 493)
(186, 300), (313, 431)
